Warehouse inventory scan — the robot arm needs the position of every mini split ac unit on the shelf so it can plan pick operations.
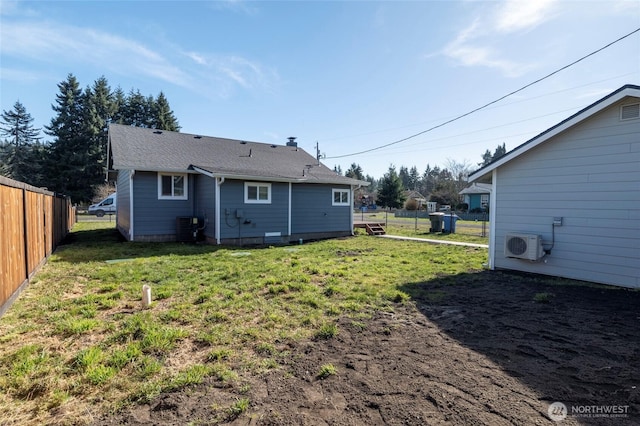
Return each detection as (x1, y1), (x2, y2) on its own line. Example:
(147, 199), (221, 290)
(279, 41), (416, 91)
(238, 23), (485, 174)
(504, 233), (544, 261)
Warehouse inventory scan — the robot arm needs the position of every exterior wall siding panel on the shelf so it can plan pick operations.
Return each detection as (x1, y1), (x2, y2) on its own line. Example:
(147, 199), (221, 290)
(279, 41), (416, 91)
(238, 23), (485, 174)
(132, 171), (195, 240)
(116, 169), (131, 240)
(291, 184), (351, 234)
(194, 175), (216, 239)
(219, 180), (289, 240)
(492, 99), (640, 288)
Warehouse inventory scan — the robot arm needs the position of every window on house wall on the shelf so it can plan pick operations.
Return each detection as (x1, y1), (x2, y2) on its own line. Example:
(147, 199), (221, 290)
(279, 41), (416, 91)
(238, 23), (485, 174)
(332, 188), (350, 206)
(481, 194), (489, 208)
(158, 173), (188, 200)
(245, 182), (271, 204)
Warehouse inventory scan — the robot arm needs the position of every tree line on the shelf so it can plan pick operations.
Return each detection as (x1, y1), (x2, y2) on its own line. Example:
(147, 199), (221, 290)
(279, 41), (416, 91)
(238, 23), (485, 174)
(337, 143), (506, 210)
(0, 73), (179, 202)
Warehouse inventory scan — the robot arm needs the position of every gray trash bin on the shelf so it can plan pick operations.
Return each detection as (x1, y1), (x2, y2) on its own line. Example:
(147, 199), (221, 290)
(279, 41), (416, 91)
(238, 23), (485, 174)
(428, 212), (444, 233)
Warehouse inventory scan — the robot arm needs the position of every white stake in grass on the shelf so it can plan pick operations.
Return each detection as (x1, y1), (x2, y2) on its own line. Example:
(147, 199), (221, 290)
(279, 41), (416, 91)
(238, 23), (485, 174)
(142, 284), (152, 308)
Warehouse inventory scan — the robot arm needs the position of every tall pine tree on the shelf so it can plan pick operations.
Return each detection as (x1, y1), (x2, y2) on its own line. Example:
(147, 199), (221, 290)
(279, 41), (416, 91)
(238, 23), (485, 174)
(152, 91), (180, 131)
(9, 74), (182, 201)
(45, 73), (93, 202)
(84, 77), (117, 185)
(377, 165), (406, 209)
(0, 101), (43, 184)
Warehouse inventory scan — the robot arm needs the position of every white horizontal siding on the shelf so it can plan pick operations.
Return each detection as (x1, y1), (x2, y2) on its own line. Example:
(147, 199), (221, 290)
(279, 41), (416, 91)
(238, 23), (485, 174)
(493, 97), (640, 288)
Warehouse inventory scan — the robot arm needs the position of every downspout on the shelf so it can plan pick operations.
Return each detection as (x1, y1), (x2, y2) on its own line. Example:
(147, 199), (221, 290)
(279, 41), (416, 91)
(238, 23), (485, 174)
(215, 177), (225, 244)
(129, 170), (135, 241)
(288, 182), (292, 238)
(351, 185), (360, 235)
(488, 169), (497, 269)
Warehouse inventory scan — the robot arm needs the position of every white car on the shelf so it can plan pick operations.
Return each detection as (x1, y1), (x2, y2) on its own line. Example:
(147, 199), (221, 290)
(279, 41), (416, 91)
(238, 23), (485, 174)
(88, 193), (116, 217)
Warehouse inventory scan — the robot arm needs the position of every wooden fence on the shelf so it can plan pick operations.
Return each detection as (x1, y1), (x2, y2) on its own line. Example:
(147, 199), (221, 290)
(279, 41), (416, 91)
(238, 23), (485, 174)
(0, 176), (75, 317)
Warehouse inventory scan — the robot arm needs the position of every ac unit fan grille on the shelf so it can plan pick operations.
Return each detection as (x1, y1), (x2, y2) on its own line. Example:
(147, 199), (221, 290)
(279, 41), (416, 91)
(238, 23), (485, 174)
(506, 236), (528, 256)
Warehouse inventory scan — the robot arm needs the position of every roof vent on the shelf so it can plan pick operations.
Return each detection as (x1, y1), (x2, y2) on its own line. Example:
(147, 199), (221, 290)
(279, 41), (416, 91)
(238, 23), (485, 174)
(621, 103), (640, 120)
(194, 135), (202, 139)
(153, 130), (163, 134)
(271, 145), (277, 148)
(240, 141), (247, 145)
(286, 137), (297, 147)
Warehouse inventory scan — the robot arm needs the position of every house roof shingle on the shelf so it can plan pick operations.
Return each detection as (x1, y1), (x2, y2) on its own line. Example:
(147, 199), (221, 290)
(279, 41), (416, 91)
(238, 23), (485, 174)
(108, 124), (368, 186)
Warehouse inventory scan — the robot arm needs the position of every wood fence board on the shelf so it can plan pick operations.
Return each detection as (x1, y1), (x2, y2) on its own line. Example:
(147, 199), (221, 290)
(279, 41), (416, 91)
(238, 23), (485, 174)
(0, 177), (75, 317)
(0, 185), (26, 307)
(26, 191), (46, 276)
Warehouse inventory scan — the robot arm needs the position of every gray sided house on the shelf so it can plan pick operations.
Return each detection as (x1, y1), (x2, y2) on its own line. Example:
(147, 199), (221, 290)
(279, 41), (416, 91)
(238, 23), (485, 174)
(107, 124), (368, 245)
(469, 84), (640, 289)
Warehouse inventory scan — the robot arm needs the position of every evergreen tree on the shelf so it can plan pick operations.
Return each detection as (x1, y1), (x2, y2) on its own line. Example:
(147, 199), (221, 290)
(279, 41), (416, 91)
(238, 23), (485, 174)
(45, 73), (92, 202)
(333, 164), (342, 175)
(376, 165), (406, 209)
(152, 91), (180, 131)
(123, 89), (152, 127)
(345, 163), (364, 181)
(478, 143), (507, 167)
(398, 165), (411, 189)
(0, 101), (42, 183)
(111, 86), (127, 125)
(408, 166), (419, 190)
(479, 149), (493, 167)
(493, 143), (506, 160)
(83, 76), (117, 186)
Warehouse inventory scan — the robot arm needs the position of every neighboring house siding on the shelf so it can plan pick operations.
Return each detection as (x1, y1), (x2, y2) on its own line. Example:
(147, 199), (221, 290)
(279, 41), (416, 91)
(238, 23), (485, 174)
(292, 184), (351, 234)
(219, 179), (289, 239)
(194, 175), (216, 240)
(116, 169), (131, 240)
(493, 99), (640, 287)
(468, 194), (482, 210)
(133, 171), (195, 240)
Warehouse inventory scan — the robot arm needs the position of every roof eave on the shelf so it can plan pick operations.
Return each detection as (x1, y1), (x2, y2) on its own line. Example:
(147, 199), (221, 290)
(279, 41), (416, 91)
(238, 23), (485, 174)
(190, 165), (369, 186)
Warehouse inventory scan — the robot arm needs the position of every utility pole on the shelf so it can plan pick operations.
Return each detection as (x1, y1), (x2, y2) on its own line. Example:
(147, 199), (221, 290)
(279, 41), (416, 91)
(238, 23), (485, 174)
(315, 142), (321, 165)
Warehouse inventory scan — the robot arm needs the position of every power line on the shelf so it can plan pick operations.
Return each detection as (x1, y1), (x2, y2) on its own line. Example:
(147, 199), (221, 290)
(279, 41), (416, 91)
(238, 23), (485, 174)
(325, 27), (640, 160)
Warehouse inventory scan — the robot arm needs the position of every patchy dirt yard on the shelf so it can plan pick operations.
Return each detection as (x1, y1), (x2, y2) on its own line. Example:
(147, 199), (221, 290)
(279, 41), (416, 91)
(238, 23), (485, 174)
(96, 271), (640, 425)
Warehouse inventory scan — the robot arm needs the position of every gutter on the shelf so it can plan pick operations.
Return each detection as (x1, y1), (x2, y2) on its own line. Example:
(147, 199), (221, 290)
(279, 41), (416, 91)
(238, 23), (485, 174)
(351, 184), (362, 236)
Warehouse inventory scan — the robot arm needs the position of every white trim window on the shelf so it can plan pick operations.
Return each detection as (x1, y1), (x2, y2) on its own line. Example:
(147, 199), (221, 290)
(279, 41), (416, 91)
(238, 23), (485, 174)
(158, 173), (188, 200)
(332, 188), (350, 206)
(245, 182), (271, 204)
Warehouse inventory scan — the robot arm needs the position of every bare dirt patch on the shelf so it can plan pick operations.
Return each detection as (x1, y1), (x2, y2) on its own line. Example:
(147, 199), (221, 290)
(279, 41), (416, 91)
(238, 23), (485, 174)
(96, 271), (640, 425)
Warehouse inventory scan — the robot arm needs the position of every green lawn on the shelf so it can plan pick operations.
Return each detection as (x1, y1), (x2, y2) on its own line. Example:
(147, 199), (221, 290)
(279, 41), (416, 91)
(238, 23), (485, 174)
(360, 215), (490, 245)
(0, 222), (488, 425)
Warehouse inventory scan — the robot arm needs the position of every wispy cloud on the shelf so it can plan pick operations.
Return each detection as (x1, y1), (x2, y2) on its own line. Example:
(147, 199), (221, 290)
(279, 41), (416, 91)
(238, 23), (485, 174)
(1, 21), (192, 88)
(1, 18), (279, 99)
(493, 0), (558, 33)
(439, 0), (559, 77)
(183, 51), (280, 98)
(207, 0), (259, 16)
(0, 67), (48, 83)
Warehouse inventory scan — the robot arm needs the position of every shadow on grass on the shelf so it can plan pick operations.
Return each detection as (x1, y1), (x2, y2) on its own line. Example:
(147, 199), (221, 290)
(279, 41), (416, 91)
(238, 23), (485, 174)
(55, 226), (306, 264)
(399, 270), (640, 421)
(55, 227), (232, 263)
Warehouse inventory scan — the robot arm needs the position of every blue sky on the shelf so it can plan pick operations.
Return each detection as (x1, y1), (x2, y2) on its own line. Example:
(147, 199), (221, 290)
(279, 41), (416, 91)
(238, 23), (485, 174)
(1, 0), (639, 179)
